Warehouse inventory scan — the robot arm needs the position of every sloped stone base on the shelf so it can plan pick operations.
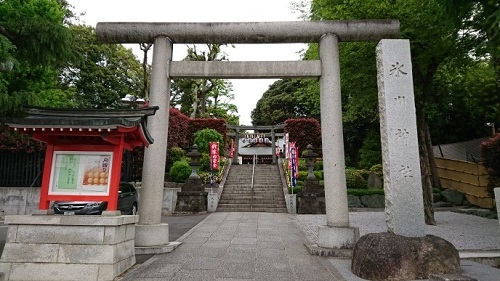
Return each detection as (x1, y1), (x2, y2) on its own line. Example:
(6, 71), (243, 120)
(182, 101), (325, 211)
(0, 214), (138, 281)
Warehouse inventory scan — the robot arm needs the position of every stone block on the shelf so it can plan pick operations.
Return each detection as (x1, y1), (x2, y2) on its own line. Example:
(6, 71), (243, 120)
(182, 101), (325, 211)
(317, 225), (359, 249)
(367, 172), (383, 189)
(135, 223), (169, 247)
(8, 263), (99, 281)
(347, 195), (362, 208)
(429, 274), (477, 281)
(1, 243), (59, 263)
(360, 194), (385, 208)
(297, 192), (325, 214)
(103, 224), (126, 244)
(98, 255), (136, 281)
(15, 225), (105, 245)
(442, 189), (465, 205)
(352, 232), (461, 281)
(57, 244), (115, 264)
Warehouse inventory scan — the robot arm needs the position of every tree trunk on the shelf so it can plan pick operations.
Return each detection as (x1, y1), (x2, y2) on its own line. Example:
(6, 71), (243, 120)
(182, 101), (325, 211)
(417, 113), (436, 225)
(426, 121), (442, 189)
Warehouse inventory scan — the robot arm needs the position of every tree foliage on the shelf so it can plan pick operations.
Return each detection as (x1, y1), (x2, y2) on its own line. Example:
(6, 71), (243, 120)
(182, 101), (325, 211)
(251, 79), (317, 125)
(0, 0), (75, 117)
(59, 25), (143, 109)
(170, 44), (238, 123)
(193, 128), (224, 155)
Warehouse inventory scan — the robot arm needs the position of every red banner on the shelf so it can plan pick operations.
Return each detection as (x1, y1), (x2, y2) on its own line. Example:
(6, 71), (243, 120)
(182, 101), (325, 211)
(230, 139), (235, 158)
(210, 142), (219, 170)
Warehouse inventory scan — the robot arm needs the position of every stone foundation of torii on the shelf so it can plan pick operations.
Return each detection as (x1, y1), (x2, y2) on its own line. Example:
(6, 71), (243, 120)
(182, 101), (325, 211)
(96, 20), (425, 252)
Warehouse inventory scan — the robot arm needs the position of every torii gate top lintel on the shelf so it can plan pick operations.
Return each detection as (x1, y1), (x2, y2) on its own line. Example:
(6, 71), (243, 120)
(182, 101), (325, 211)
(96, 20), (400, 44)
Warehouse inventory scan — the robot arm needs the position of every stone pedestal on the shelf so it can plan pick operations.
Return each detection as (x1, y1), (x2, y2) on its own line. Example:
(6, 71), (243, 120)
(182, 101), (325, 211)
(317, 225), (359, 249)
(297, 192), (325, 214)
(0, 214), (137, 281)
(298, 176), (325, 214)
(175, 191), (208, 213)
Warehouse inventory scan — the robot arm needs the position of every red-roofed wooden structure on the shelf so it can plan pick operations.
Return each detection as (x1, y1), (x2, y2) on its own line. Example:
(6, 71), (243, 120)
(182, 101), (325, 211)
(4, 106), (158, 212)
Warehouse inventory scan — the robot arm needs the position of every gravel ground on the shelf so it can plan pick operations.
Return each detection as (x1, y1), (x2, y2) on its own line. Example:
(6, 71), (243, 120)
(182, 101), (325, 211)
(296, 211), (500, 250)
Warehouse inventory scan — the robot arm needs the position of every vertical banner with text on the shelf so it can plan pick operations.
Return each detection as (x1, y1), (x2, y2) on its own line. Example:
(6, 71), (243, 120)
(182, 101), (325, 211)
(290, 143), (297, 191)
(209, 142), (219, 190)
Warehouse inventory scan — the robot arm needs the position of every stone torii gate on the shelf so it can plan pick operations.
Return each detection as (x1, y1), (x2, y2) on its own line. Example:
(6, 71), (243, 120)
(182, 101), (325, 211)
(96, 20), (422, 252)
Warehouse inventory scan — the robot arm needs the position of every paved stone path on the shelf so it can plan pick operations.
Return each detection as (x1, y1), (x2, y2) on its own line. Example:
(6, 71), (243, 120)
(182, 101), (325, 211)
(119, 212), (345, 281)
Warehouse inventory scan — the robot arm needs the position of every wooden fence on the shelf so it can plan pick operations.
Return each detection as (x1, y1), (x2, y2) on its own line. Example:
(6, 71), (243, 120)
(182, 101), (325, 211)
(434, 157), (495, 208)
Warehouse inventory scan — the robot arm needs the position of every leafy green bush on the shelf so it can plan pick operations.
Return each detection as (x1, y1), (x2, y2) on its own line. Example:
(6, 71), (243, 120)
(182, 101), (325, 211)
(168, 160), (191, 183)
(347, 189), (384, 196)
(369, 164), (383, 178)
(198, 153), (211, 172)
(357, 169), (371, 180)
(297, 171), (308, 181)
(314, 170), (323, 180)
(166, 146), (186, 171)
(193, 129), (223, 154)
(314, 160), (323, 171)
(345, 169), (367, 189)
(288, 186), (302, 194)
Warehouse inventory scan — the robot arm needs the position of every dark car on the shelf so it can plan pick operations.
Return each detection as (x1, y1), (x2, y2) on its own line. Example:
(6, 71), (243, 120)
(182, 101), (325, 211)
(52, 182), (138, 215)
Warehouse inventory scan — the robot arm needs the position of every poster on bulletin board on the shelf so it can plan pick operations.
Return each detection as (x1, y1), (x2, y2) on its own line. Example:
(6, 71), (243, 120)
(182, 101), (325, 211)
(49, 151), (113, 196)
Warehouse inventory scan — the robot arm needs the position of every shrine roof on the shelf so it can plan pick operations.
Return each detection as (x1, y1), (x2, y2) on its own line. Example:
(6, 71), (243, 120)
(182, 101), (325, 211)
(3, 106), (159, 146)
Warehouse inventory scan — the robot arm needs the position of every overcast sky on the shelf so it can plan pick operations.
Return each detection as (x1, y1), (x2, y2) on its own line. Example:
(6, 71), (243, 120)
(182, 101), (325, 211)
(68, 0), (308, 125)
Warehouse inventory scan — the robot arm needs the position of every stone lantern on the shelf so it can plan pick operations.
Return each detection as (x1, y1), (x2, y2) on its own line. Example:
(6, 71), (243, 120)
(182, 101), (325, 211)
(304, 144), (319, 183)
(186, 144), (202, 180)
(297, 144), (325, 214)
(175, 144), (207, 213)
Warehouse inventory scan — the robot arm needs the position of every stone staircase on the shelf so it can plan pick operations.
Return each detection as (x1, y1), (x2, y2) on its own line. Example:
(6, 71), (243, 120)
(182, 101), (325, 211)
(217, 164), (287, 213)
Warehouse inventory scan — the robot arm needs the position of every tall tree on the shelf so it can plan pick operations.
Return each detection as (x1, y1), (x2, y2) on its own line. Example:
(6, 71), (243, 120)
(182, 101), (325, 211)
(0, 0), (75, 116)
(170, 44), (239, 123)
(251, 78), (315, 125)
(303, 0), (490, 224)
(59, 25), (143, 109)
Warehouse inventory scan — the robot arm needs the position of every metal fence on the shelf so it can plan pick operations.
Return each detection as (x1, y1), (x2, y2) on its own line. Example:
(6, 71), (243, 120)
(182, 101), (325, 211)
(0, 150), (45, 187)
(0, 150), (139, 187)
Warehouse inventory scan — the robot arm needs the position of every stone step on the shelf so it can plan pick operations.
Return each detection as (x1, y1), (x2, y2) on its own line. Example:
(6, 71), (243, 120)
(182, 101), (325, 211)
(219, 199), (285, 205)
(220, 198), (284, 202)
(216, 206), (288, 213)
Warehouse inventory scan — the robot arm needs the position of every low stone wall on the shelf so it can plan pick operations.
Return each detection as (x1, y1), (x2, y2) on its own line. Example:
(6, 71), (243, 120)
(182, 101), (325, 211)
(0, 185), (217, 217)
(348, 194), (385, 208)
(0, 214), (137, 281)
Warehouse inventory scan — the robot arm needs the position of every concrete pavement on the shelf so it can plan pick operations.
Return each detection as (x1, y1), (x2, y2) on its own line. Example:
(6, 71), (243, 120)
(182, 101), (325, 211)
(117, 211), (500, 281)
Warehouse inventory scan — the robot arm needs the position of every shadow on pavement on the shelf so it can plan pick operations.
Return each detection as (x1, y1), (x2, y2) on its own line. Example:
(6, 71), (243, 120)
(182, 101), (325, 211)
(135, 212), (210, 264)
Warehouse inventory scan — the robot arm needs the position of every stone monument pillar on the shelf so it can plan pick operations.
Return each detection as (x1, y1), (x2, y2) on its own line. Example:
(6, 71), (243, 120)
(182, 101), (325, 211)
(317, 33), (359, 248)
(376, 39), (425, 237)
(135, 36), (172, 250)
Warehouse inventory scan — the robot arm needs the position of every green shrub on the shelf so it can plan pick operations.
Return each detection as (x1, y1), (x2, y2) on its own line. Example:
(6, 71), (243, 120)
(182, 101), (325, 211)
(169, 147), (185, 162)
(345, 169), (367, 189)
(166, 147), (186, 171)
(193, 129), (223, 154)
(168, 160), (191, 183)
(198, 153), (211, 172)
(288, 186), (302, 194)
(314, 160), (323, 171)
(297, 158), (307, 171)
(297, 171), (308, 181)
(357, 169), (371, 180)
(369, 164), (383, 178)
(314, 170), (323, 180)
(347, 189), (384, 196)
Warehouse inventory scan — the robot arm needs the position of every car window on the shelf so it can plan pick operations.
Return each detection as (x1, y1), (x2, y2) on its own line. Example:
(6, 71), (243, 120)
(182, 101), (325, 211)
(120, 183), (131, 193)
